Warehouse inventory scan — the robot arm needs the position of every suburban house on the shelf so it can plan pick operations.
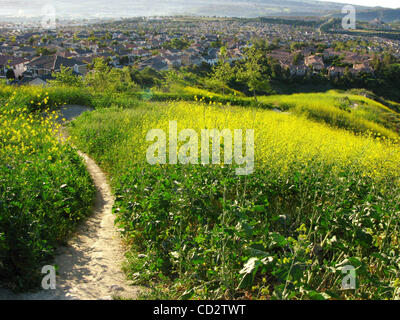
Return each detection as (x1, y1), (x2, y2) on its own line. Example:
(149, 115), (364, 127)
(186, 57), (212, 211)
(322, 48), (342, 58)
(342, 52), (370, 64)
(305, 55), (325, 74)
(353, 62), (373, 74)
(18, 76), (50, 87)
(268, 49), (293, 70)
(15, 46), (37, 58)
(289, 65), (307, 77)
(132, 48), (151, 58)
(139, 56), (168, 71)
(181, 53), (204, 66)
(328, 66), (345, 77)
(0, 55), (29, 79)
(26, 54), (88, 77)
(163, 53), (182, 68)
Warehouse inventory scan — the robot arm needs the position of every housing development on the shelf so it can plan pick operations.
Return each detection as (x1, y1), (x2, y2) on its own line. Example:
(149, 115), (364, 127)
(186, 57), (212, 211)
(1, 17), (399, 85)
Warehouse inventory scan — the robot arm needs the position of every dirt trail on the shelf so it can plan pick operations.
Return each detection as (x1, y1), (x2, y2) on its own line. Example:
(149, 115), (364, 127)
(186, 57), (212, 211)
(0, 105), (140, 300)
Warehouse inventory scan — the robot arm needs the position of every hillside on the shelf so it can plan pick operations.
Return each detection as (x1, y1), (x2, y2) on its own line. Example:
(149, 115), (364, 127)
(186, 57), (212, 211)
(2, 82), (400, 299)
(68, 93), (400, 299)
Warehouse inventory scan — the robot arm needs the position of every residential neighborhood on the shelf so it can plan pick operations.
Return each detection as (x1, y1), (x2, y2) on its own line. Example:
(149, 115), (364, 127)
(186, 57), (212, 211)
(0, 16), (399, 85)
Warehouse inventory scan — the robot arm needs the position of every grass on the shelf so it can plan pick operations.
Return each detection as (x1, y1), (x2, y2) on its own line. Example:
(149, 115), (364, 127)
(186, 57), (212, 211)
(258, 90), (400, 139)
(0, 89), (95, 291)
(69, 99), (400, 300)
(0, 85), (92, 110)
(0, 84), (140, 112)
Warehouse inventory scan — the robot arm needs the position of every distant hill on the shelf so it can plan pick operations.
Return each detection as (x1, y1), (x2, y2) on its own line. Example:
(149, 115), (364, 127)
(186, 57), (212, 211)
(174, 0), (367, 18)
(329, 7), (400, 22)
(0, 0), (395, 20)
(354, 8), (400, 22)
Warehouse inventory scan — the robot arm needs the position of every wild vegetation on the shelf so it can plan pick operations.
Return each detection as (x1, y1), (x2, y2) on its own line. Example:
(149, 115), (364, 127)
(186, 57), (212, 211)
(68, 97), (400, 299)
(0, 88), (95, 291)
(2, 48), (400, 299)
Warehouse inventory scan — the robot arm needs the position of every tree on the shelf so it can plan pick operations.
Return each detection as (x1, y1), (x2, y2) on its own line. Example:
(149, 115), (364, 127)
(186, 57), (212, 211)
(36, 47), (56, 56)
(252, 37), (267, 50)
(290, 41), (306, 52)
(162, 69), (182, 92)
(316, 43), (327, 53)
(212, 46), (233, 95)
(162, 37), (190, 50)
(49, 65), (83, 87)
(238, 46), (264, 101)
(130, 67), (162, 89)
(272, 38), (280, 48)
(292, 52), (304, 65)
(263, 56), (283, 80)
(382, 53), (395, 68)
(119, 55), (130, 65)
(84, 58), (135, 93)
(6, 68), (15, 80)
(84, 58), (112, 91)
(72, 33), (80, 43)
(210, 40), (222, 48)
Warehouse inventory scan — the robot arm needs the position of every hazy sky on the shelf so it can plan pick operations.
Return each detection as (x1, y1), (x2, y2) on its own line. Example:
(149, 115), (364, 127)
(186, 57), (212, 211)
(0, 0), (398, 18)
(319, 0), (399, 8)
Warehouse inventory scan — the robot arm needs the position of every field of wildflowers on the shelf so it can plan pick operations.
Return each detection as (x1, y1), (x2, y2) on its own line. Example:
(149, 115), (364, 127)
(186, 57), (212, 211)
(69, 98), (400, 299)
(0, 89), (95, 290)
(1, 81), (400, 298)
(132, 87), (400, 139)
